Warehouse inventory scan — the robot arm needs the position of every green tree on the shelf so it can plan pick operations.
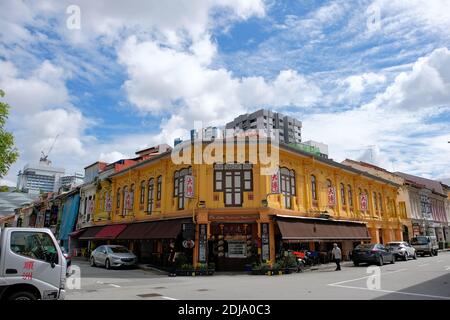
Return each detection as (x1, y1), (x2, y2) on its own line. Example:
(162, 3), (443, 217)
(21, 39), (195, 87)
(0, 89), (19, 178)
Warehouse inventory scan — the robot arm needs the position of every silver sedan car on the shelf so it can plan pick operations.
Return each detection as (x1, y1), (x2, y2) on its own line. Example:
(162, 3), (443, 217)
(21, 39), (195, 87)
(90, 245), (137, 269)
(386, 241), (417, 261)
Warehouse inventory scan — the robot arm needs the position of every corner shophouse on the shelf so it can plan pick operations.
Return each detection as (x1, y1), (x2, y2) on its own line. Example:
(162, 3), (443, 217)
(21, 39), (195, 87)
(73, 140), (402, 271)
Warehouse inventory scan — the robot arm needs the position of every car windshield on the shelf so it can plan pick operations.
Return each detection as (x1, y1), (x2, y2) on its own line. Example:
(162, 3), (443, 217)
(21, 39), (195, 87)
(411, 237), (428, 245)
(109, 246), (130, 253)
(355, 244), (374, 250)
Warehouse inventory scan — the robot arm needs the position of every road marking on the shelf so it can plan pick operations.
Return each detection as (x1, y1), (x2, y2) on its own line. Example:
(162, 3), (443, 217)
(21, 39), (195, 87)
(445, 266), (450, 271)
(161, 296), (177, 300)
(437, 260), (443, 263)
(418, 264), (429, 267)
(96, 281), (104, 284)
(109, 284), (121, 288)
(329, 283), (450, 300)
(328, 269), (407, 286)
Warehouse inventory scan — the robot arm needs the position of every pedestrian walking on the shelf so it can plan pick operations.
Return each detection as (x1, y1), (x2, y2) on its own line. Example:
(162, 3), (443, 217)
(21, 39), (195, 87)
(331, 243), (342, 271)
(168, 241), (177, 277)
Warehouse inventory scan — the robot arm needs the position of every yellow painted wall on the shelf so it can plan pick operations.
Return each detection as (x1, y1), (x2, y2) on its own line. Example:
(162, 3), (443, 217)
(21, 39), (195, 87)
(96, 143), (401, 240)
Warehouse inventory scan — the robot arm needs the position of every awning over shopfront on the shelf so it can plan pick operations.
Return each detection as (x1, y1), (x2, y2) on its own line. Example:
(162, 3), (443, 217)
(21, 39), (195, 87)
(69, 228), (86, 239)
(77, 226), (104, 240)
(275, 215), (371, 241)
(94, 224), (127, 239)
(117, 218), (192, 240)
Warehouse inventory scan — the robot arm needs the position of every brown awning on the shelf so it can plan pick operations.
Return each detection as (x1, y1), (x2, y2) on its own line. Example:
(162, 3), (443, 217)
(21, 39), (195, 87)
(68, 229), (85, 238)
(78, 226), (104, 240)
(117, 218), (192, 240)
(275, 216), (371, 241)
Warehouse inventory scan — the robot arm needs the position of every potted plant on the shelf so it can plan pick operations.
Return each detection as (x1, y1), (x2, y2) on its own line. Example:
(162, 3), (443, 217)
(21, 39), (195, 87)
(177, 263), (195, 276)
(207, 262), (215, 275)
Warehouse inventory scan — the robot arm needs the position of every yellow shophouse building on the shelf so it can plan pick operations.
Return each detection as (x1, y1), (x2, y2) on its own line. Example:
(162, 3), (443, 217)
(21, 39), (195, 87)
(82, 140), (402, 271)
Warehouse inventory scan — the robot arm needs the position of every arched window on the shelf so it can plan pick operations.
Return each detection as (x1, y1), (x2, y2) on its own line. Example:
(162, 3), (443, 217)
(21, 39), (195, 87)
(122, 186), (128, 215)
(174, 167), (192, 209)
(340, 183), (346, 205)
(327, 179), (332, 188)
(348, 185), (353, 207)
(147, 178), (154, 214)
(130, 184), (135, 209)
(373, 192), (378, 211)
(140, 180), (145, 204)
(116, 188), (121, 209)
(280, 168), (295, 209)
(157, 175), (162, 201)
(311, 175), (317, 201)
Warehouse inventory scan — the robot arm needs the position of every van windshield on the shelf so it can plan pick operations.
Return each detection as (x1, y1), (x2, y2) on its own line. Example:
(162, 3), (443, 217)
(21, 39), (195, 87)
(411, 237), (428, 245)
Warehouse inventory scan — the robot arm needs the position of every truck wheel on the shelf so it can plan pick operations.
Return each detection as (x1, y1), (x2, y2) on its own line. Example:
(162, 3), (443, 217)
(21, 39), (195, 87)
(353, 261), (360, 267)
(105, 259), (111, 270)
(434, 250), (438, 256)
(8, 291), (37, 301)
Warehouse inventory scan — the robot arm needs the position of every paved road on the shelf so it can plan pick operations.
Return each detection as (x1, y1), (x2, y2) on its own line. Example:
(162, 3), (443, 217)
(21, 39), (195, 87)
(66, 252), (450, 300)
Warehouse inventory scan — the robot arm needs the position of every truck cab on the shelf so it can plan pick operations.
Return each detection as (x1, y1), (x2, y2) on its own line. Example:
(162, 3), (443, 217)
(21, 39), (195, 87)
(0, 228), (67, 300)
(411, 235), (439, 257)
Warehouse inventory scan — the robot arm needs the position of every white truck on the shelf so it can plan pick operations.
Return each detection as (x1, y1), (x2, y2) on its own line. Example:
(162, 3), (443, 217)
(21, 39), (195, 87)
(0, 227), (67, 300)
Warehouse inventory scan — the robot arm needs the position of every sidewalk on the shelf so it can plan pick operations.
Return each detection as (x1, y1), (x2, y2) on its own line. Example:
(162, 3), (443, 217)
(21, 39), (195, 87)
(136, 263), (167, 274)
(306, 261), (354, 272)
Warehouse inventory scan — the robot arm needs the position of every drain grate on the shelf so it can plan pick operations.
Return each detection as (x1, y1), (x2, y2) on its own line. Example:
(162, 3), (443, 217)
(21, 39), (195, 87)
(137, 293), (162, 298)
(153, 287), (166, 289)
(197, 289), (209, 292)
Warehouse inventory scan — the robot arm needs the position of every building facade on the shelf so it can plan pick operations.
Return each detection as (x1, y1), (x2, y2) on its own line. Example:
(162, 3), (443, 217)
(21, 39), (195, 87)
(225, 109), (302, 144)
(71, 141), (402, 271)
(58, 173), (84, 190)
(395, 172), (448, 246)
(16, 160), (65, 194)
(342, 159), (449, 246)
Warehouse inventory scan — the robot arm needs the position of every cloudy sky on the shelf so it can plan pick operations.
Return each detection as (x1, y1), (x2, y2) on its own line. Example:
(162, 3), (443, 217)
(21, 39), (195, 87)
(0, 0), (449, 186)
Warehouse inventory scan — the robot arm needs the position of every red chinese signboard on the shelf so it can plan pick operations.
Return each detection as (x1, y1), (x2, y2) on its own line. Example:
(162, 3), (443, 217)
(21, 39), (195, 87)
(360, 193), (368, 211)
(185, 175), (195, 198)
(125, 192), (133, 210)
(270, 172), (280, 194)
(327, 187), (336, 206)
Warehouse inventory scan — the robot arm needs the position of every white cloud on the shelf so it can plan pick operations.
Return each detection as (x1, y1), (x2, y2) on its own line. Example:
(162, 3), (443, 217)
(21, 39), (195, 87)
(0, 0), (265, 47)
(302, 48), (450, 179)
(0, 60), (69, 114)
(366, 47), (450, 111)
(118, 36), (321, 146)
(341, 72), (386, 95)
(99, 151), (129, 164)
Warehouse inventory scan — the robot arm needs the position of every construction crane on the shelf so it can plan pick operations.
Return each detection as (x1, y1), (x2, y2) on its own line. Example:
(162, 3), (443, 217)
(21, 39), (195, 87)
(40, 134), (60, 163)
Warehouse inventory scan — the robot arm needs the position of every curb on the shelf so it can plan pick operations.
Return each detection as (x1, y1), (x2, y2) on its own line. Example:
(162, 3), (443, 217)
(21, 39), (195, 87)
(137, 264), (167, 274)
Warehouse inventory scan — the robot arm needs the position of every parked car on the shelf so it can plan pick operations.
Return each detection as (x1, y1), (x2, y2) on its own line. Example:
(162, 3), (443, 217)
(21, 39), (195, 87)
(352, 243), (395, 266)
(90, 245), (137, 269)
(411, 236), (439, 256)
(386, 241), (417, 261)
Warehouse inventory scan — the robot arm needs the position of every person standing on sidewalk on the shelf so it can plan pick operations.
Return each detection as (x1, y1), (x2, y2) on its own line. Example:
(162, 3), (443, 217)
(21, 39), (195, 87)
(168, 241), (177, 277)
(332, 243), (342, 271)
